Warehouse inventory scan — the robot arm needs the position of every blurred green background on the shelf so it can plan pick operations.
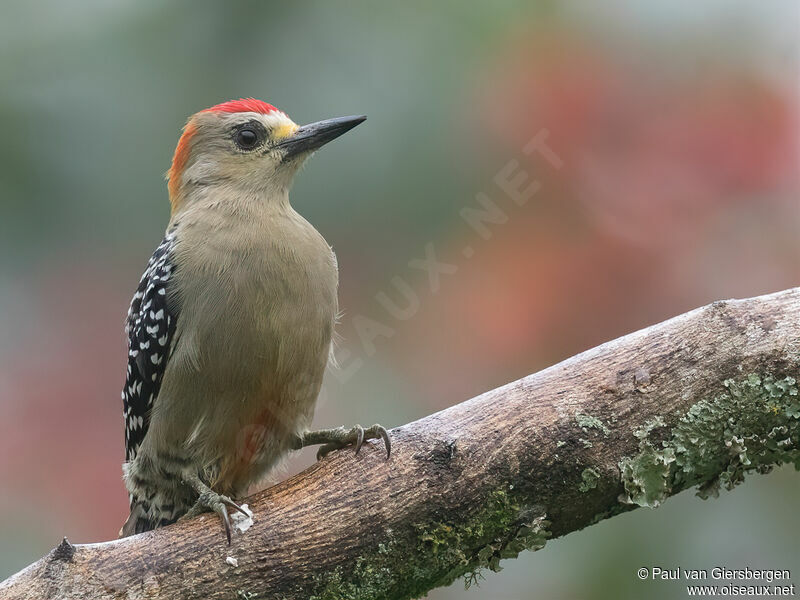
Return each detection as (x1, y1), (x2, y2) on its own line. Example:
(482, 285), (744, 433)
(0, 1), (798, 598)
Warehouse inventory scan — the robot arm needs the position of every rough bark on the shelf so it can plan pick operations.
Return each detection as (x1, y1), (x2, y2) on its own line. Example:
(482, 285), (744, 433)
(2, 288), (799, 600)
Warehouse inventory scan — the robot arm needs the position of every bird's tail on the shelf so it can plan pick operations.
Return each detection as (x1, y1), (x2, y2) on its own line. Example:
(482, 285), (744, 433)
(119, 498), (179, 537)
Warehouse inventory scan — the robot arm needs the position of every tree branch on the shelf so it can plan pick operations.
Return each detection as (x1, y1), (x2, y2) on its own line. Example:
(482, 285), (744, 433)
(3, 288), (800, 600)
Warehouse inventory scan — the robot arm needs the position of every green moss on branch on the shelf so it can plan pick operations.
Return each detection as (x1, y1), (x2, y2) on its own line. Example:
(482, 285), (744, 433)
(308, 490), (550, 600)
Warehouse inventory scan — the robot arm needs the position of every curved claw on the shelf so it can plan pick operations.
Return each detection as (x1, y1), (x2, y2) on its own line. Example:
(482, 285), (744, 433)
(222, 498), (249, 518)
(353, 425), (366, 455)
(375, 424), (391, 458)
(219, 504), (232, 545)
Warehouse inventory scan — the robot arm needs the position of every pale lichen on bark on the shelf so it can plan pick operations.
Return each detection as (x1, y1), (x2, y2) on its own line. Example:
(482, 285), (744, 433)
(619, 372), (799, 508)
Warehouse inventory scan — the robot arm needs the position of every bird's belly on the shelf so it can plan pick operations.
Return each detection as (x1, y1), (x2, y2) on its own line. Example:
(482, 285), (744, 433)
(151, 266), (335, 494)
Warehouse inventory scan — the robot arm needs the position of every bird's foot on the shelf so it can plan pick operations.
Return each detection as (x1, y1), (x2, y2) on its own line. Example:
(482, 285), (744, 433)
(179, 473), (248, 544)
(293, 424), (391, 460)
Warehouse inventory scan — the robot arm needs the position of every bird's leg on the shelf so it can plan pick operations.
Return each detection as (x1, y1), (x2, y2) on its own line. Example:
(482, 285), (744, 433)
(178, 472), (249, 544)
(292, 424), (391, 460)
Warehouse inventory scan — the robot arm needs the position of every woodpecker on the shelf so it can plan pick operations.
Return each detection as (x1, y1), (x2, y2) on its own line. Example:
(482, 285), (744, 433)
(120, 98), (389, 543)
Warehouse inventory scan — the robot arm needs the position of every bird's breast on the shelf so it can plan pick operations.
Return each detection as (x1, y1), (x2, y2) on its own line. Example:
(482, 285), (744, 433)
(165, 206), (338, 409)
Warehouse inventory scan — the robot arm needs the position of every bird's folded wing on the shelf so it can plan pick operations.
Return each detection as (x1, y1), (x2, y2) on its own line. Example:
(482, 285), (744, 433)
(122, 230), (179, 462)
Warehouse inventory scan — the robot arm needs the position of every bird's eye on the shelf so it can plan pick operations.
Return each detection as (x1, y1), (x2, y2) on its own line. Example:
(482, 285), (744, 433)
(235, 128), (260, 150)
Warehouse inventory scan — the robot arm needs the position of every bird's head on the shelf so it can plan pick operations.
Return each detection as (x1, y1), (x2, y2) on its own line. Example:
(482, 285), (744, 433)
(167, 98), (365, 214)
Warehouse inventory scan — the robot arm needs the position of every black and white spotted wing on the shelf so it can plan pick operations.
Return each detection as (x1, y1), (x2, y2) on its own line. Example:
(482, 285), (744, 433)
(122, 230), (178, 462)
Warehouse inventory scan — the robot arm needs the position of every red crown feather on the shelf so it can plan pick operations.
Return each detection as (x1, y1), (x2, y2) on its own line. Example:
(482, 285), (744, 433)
(202, 98), (280, 115)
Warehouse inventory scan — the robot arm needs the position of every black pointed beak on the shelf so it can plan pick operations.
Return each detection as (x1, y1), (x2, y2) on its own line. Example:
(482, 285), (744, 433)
(277, 115), (366, 160)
